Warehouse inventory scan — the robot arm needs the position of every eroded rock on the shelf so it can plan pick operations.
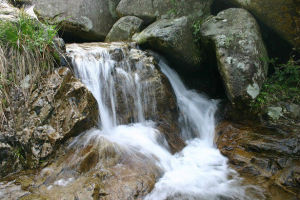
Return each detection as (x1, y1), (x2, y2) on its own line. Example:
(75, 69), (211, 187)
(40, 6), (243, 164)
(216, 121), (300, 199)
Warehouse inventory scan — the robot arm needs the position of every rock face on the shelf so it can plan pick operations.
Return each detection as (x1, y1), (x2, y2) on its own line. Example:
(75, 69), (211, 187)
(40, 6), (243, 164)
(0, 68), (98, 177)
(216, 121), (300, 200)
(133, 17), (203, 71)
(31, 0), (121, 41)
(116, 0), (213, 24)
(105, 16), (143, 42)
(218, 0), (300, 49)
(201, 8), (268, 105)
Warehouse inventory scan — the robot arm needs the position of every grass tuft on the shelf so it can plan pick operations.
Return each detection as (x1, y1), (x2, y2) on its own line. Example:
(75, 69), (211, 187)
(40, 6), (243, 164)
(0, 13), (59, 130)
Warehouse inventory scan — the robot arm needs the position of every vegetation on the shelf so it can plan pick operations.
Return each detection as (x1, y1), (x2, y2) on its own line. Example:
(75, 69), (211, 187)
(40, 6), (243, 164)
(251, 58), (300, 112)
(0, 13), (59, 128)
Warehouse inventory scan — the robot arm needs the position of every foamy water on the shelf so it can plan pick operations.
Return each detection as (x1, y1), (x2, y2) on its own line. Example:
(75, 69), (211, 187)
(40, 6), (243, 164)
(66, 43), (263, 200)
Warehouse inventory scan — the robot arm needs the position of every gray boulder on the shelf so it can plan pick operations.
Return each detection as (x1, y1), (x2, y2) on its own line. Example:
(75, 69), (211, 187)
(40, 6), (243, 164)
(133, 16), (204, 70)
(116, 0), (213, 24)
(217, 0), (300, 50)
(105, 16), (143, 42)
(31, 0), (121, 41)
(201, 8), (268, 105)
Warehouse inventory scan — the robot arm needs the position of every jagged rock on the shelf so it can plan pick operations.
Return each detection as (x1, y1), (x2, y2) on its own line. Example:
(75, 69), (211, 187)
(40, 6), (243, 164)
(133, 17), (203, 71)
(216, 121), (300, 199)
(0, 67), (98, 177)
(116, 0), (213, 24)
(30, 0), (121, 41)
(201, 8), (268, 106)
(217, 0), (300, 49)
(105, 16), (143, 42)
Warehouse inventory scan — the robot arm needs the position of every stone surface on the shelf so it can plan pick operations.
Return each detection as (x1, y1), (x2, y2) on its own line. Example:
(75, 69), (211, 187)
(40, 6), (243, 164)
(0, 67), (98, 177)
(0, 130), (160, 200)
(133, 17), (203, 71)
(105, 16), (143, 42)
(267, 107), (283, 120)
(0, 0), (20, 22)
(216, 121), (300, 199)
(218, 0), (300, 49)
(116, 0), (213, 24)
(201, 8), (268, 105)
(31, 0), (121, 41)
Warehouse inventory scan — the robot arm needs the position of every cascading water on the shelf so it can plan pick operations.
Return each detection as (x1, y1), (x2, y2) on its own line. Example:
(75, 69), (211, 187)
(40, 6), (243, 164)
(66, 42), (263, 200)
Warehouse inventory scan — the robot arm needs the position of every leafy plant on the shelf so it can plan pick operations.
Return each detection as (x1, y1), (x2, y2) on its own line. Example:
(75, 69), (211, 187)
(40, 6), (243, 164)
(250, 58), (300, 111)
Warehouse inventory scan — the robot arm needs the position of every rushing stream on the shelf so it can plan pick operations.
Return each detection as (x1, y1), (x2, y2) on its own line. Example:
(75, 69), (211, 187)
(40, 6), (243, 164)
(65, 42), (261, 200)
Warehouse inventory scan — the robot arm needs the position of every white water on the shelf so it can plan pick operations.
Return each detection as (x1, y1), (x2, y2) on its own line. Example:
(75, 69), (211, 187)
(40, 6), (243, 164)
(67, 43), (261, 200)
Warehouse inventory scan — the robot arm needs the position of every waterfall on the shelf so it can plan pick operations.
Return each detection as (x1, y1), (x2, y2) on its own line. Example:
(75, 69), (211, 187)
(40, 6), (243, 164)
(66, 42), (262, 200)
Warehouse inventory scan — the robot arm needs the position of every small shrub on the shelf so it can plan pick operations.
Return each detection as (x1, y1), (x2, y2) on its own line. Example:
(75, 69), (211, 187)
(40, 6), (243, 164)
(251, 58), (300, 111)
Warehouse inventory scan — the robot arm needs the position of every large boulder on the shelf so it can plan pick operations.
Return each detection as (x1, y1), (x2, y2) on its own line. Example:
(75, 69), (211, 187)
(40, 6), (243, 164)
(105, 16), (143, 42)
(31, 0), (121, 41)
(201, 8), (268, 105)
(133, 17), (204, 71)
(116, 0), (213, 24)
(216, 121), (300, 199)
(0, 67), (98, 176)
(217, 0), (300, 49)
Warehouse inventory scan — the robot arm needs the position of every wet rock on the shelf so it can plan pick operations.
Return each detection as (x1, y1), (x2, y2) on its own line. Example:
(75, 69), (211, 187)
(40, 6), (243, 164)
(216, 121), (300, 199)
(0, 135), (160, 200)
(105, 16), (143, 42)
(116, 0), (213, 24)
(30, 0), (121, 41)
(217, 0), (300, 49)
(0, 67), (98, 177)
(201, 8), (268, 106)
(133, 17), (203, 71)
